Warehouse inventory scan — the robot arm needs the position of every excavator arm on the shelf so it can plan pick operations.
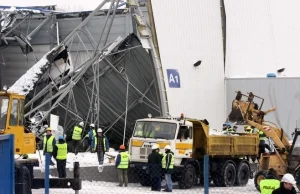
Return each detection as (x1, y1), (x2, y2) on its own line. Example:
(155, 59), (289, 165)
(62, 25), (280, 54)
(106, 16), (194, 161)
(229, 91), (291, 152)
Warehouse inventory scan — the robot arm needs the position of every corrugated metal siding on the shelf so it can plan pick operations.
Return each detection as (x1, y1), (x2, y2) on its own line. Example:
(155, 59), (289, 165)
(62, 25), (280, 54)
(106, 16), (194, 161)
(151, 0), (225, 129)
(226, 78), (300, 139)
(1, 45), (51, 87)
(224, 0), (300, 77)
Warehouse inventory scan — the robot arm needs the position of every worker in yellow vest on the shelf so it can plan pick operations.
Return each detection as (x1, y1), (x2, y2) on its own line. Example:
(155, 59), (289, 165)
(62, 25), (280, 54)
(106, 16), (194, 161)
(259, 168), (280, 194)
(162, 145), (174, 192)
(53, 136), (68, 178)
(43, 127), (56, 165)
(115, 145), (130, 187)
(72, 121), (84, 155)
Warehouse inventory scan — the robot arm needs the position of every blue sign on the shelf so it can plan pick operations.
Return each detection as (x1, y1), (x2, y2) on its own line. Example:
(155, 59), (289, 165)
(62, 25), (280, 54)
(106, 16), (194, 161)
(166, 69), (180, 88)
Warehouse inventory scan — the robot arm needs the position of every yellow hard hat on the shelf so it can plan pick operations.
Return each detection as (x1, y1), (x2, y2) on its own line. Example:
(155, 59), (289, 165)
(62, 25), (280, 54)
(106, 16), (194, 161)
(46, 127), (52, 131)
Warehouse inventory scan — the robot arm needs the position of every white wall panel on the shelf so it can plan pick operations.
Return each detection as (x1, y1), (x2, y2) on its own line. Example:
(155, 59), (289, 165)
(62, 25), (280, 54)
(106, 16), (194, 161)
(225, 0), (300, 78)
(151, 0), (225, 129)
(226, 78), (300, 139)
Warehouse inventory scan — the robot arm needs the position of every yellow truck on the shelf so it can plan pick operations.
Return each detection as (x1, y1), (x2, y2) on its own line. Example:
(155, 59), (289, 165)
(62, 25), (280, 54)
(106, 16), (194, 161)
(128, 115), (259, 188)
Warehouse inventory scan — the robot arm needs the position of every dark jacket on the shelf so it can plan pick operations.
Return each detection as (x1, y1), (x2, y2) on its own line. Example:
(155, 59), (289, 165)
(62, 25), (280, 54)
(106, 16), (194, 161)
(147, 150), (162, 178)
(163, 150), (174, 174)
(53, 139), (68, 159)
(96, 135), (109, 152)
(272, 183), (297, 194)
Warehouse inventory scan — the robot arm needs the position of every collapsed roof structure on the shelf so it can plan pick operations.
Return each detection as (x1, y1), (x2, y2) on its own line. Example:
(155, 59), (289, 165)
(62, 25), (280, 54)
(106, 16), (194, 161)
(1, 0), (167, 146)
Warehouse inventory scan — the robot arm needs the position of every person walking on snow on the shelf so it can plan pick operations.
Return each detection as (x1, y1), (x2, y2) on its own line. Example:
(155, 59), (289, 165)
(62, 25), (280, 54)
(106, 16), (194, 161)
(162, 145), (174, 192)
(115, 145), (130, 187)
(95, 128), (109, 165)
(85, 123), (96, 152)
(53, 135), (68, 178)
(72, 121), (84, 155)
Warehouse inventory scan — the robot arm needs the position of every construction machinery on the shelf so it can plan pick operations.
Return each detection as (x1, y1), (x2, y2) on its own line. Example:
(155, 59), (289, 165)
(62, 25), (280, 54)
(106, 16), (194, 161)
(227, 91), (300, 190)
(0, 91), (81, 194)
(128, 114), (259, 189)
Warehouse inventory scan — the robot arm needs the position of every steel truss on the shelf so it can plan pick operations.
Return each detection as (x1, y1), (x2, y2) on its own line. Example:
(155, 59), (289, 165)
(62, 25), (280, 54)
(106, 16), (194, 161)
(15, 0), (165, 146)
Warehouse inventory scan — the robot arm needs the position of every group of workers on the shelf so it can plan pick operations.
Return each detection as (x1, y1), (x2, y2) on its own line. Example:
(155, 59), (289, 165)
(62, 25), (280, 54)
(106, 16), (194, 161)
(147, 144), (174, 192)
(42, 121), (110, 178)
(223, 122), (271, 161)
(260, 168), (297, 194)
(71, 122), (110, 165)
(43, 127), (68, 178)
(113, 143), (174, 192)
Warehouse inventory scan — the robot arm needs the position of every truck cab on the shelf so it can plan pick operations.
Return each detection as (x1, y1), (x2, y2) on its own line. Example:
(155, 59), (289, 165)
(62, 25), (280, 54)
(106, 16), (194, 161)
(129, 116), (193, 166)
(0, 91), (36, 154)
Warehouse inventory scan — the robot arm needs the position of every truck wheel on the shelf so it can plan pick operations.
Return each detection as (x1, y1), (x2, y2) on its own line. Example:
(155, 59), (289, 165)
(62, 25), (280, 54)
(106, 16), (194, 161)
(254, 170), (267, 191)
(179, 164), (196, 189)
(139, 172), (151, 186)
(221, 163), (236, 187)
(235, 162), (250, 186)
(15, 166), (32, 194)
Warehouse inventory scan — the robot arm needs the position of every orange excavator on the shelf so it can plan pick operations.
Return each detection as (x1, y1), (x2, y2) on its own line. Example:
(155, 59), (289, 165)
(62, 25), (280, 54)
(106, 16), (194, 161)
(227, 91), (300, 190)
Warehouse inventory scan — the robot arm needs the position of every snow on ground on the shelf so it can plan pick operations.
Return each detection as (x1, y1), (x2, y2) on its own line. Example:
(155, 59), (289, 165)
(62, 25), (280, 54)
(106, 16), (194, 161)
(32, 180), (259, 194)
(26, 149), (119, 172)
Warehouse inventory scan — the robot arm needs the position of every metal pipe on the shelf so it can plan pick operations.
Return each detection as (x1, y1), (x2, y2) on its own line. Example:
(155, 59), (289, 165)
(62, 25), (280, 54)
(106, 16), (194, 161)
(62, 0), (109, 46)
(27, 16), (52, 40)
(56, 21), (60, 45)
(102, 0), (120, 47)
(123, 72), (129, 145)
(92, 0), (115, 57)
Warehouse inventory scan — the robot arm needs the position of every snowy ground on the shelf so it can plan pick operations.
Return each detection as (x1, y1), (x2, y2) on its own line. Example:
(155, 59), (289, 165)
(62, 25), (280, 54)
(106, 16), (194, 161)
(26, 149), (119, 172)
(32, 180), (260, 194)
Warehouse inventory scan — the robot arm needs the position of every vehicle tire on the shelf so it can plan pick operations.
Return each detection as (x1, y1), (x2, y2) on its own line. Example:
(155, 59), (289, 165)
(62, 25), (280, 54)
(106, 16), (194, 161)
(139, 171), (151, 186)
(178, 164), (196, 189)
(221, 163), (236, 187)
(235, 162), (250, 186)
(254, 170), (267, 191)
(15, 166), (32, 194)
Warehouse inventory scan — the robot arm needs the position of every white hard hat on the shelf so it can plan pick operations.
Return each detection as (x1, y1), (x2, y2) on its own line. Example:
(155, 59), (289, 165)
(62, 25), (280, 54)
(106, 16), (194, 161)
(79, 121), (84, 127)
(164, 145), (171, 150)
(152, 144), (159, 150)
(97, 128), (103, 133)
(281, 173), (296, 185)
(90, 123), (95, 128)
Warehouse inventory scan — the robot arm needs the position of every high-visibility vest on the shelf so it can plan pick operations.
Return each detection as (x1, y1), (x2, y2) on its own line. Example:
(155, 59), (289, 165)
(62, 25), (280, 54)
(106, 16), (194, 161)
(162, 153), (174, 169)
(95, 136), (106, 151)
(72, 126), (83, 140)
(56, 143), (68, 160)
(259, 179), (280, 194)
(43, 136), (54, 153)
(226, 127), (234, 132)
(245, 128), (254, 133)
(258, 130), (267, 140)
(117, 152), (130, 169)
